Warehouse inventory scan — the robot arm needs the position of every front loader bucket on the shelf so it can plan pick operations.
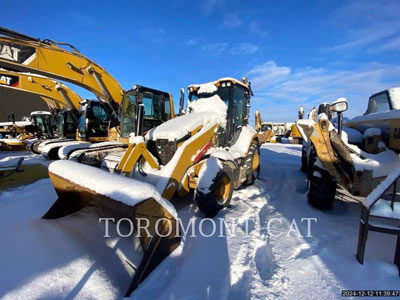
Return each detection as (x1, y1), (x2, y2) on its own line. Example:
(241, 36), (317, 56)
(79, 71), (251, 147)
(43, 160), (181, 296)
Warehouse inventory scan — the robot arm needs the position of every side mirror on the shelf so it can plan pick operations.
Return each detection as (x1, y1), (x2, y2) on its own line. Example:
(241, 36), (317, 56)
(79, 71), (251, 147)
(331, 97), (348, 113)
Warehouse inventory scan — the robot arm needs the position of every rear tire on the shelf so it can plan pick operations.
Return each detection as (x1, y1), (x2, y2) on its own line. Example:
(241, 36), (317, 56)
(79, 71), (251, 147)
(308, 166), (336, 210)
(195, 162), (234, 218)
(244, 141), (260, 185)
(300, 145), (308, 173)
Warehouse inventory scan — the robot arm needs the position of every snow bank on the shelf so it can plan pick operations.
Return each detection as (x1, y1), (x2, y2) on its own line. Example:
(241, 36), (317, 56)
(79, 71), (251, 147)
(186, 94), (228, 128)
(146, 112), (219, 142)
(0, 179), (136, 300)
(48, 160), (177, 218)
(197, 157), (222, 193)
(363, 127), (382, 138)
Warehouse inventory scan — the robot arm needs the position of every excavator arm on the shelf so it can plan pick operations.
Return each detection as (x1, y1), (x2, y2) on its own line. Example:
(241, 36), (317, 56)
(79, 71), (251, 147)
(0, 69), (83, 110)
(0, 27), (123, 110)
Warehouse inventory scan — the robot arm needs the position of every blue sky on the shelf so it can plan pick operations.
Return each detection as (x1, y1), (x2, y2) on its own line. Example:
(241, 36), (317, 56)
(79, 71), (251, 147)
(2, 0), (400, 122)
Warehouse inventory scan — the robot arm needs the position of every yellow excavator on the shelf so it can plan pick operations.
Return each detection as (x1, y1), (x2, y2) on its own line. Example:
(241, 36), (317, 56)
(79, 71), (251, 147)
(42, 77), (260, 296)
(0, 27), (175, 160)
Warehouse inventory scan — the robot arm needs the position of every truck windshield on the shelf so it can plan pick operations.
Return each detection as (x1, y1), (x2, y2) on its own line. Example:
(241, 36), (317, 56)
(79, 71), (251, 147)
(120, 92), (137, 137)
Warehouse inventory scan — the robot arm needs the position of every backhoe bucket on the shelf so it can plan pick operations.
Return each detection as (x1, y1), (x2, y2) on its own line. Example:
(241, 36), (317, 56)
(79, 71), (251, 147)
(43, 160), (181, 296)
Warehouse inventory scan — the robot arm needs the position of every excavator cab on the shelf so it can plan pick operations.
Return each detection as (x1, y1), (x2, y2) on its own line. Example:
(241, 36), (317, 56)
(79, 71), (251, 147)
(77, 100), (117, 142)
(28, 111), (56, 139)
(188, 78), (252, 147)
(57, 109), (78, 138)
(119, 85), (174, 139)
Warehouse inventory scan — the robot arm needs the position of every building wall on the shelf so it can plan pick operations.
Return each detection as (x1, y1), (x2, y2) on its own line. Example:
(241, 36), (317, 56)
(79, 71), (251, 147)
(0, 88), (49, 121)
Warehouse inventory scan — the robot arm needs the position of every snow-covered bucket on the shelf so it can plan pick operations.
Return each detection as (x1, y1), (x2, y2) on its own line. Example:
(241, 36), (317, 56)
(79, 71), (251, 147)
(43, 160), (181, 296)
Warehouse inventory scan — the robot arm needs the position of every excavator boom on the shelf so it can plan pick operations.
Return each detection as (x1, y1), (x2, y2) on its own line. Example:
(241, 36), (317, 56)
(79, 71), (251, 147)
(0, 27), (123, 110)
(0, 69), (83, 110)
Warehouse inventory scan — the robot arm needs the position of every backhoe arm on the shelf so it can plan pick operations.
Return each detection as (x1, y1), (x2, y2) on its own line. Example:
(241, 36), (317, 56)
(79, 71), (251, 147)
(0, 27), (123, 110)
(0, 69), (83, 110)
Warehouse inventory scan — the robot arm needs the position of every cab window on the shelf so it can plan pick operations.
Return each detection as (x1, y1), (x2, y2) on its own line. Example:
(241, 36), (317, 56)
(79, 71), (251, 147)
(91, 105), (108, 122)
(368, 92), (391, 114)
(142, 91), (162, 120)
(233, 85), (247, 128)
(163, 95), (171, 120)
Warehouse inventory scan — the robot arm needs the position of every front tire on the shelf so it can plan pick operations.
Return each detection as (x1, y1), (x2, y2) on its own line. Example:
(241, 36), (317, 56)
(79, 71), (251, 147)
(308, 165), (336, 210)
(195, 161), (234, 218)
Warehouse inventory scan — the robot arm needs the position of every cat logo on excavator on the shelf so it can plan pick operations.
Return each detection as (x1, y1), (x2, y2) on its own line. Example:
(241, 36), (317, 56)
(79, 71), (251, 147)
(0, 74), (18, 86)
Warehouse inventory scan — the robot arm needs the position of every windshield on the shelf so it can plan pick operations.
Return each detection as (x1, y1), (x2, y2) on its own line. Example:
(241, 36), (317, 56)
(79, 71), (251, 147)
(368, 92), (391, 114)
(261, 124), (272, 132)
(33, 114), (53, 136)
(120, 92), (137, 137)
(188, 86), (230, 108)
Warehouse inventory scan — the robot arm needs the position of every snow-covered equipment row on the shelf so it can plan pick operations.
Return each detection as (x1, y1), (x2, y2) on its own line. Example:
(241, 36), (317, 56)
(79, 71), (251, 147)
(0, 27), (175, 160)
(356, 166), (400, 275)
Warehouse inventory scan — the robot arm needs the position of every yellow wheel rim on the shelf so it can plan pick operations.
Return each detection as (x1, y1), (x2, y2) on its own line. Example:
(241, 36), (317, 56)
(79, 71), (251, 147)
(216, 175), (231, 205)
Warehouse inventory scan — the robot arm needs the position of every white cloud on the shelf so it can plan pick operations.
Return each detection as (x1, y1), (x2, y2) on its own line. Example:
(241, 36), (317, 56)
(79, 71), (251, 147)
(326, 0), (400, 53)
(230, 43), (258, 55)
(222, 13), (242, 28)
(246, 61), (291, 90)
(374, 35), (400, 53)
(249, 21), (268, 38)
(246, 60), (400, 121)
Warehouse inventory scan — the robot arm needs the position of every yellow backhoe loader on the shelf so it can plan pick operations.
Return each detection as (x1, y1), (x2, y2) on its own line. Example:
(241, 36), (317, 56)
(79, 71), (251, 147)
(297, 89), (400, 209)
(254, 109), (275, 143)
(42, 77), (260, 295)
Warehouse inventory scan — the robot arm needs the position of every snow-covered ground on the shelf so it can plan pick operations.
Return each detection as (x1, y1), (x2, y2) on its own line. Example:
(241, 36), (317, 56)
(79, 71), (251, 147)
(0, 144), (399, 300)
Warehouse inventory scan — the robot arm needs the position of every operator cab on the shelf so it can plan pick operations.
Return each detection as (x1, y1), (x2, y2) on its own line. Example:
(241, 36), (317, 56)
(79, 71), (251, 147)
(77, 100), (117, 142)
(366, 88), (400, 114)
(28, 111), (56, 139)
(188, 77), (252, 147)
(57, 109), (78, 138)
(119, 85), (174, 138)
